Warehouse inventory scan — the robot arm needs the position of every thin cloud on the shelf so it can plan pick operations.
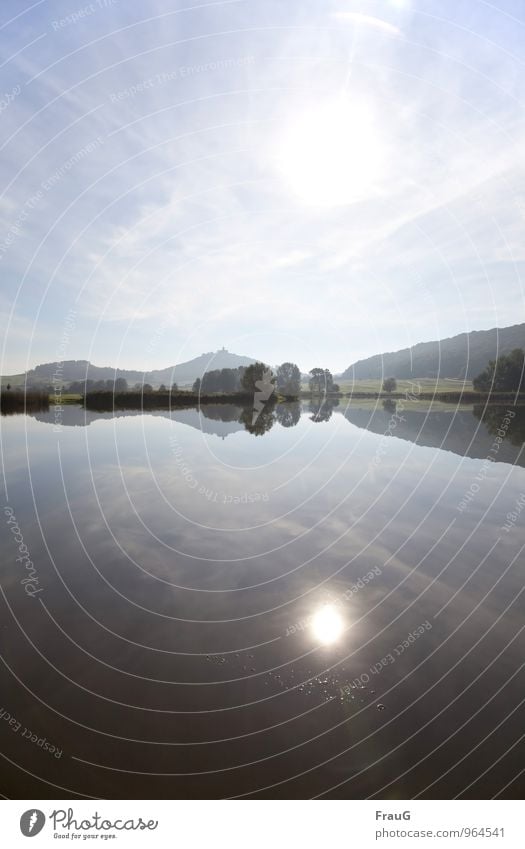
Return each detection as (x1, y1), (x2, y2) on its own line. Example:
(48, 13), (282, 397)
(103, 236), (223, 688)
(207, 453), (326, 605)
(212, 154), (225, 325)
(332, 12), (402, 37)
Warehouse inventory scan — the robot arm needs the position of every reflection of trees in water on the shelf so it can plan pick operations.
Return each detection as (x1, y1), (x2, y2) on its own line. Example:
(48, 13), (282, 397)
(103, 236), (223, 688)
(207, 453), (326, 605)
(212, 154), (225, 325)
(238, 400), (302, 435)
(239, 399), (277, 436)
(275, 402), (301, 428)
(472, 405), (525, 446)
(34, 398), (303, 436)
(309, 396), (339, 422)
(382, 399), (397, 414)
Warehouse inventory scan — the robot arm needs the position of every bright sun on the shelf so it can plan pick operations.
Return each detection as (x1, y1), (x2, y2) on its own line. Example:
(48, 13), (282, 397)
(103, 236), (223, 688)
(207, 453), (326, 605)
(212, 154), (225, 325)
(276, 97), (384, 207)
(311, 605), (345, 645)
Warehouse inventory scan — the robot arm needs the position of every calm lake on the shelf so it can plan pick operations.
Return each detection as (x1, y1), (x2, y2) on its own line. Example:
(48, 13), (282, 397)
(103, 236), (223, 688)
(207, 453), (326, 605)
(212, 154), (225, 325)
(1, 400), (524, 799)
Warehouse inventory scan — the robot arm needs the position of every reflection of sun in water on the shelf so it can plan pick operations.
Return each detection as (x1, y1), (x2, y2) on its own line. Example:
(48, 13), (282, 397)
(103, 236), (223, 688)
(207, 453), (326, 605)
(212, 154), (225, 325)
(276, 97), (385, 207)
(311, 605), (345, 645)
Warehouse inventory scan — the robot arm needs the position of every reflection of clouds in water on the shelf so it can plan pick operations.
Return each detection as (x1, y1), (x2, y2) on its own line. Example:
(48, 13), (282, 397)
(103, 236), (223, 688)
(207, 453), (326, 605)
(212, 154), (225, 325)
(2, 400), (525, 797)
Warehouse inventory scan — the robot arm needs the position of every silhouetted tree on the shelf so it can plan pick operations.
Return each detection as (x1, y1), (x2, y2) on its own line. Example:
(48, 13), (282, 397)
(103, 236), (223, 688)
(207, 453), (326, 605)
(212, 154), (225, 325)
(142, 383), (153, 393)
(473, 349), (525, 392)
(276, 362), (301, 397)
(115, 378), (128, 392)
(192, 378), (201, 393)
(382, 377), (397, 393)
(241, 362), (275, 393)
(199, 367), (243, 394)
(201, 369), (219, 393)
(309, 368), (334, 394)
(220, 368), (237, 393)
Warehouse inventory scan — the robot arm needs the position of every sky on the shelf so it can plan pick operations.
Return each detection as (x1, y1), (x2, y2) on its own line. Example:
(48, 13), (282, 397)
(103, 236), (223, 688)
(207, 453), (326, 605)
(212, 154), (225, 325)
(0, 0), (524, 374)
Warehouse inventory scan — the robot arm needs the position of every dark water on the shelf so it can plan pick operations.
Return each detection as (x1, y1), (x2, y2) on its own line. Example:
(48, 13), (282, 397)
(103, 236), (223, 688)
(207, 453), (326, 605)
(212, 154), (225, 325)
(1, 401), (524, 799)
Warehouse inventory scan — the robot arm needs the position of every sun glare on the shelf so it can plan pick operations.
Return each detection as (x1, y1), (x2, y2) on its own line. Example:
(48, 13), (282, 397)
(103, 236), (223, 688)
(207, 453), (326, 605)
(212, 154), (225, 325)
(311, 605), (345, 645)
(276, 98), (384, 207)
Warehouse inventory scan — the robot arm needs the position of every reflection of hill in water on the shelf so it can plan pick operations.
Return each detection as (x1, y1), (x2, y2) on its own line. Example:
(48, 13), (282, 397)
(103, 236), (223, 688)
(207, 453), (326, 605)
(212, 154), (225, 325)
(340, 405), (525, 467)
(34, 407), (138, 427)
(33, 404), (246, 438)
(164, 406), (245, 438)
(30, 402), (525, 466)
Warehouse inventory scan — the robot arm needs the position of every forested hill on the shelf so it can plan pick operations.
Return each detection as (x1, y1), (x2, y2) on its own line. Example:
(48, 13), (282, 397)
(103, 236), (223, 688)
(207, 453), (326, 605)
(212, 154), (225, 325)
(3, 349), (257, 388)
(341, 324), (525, 381)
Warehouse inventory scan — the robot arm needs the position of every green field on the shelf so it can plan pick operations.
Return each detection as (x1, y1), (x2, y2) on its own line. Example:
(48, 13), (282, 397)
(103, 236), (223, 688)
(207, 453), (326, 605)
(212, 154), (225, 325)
(0, 374), (26, 387)
(1, 375), (476, 394)
(49, 393), (83, 404)
(335, 377), (474, 394)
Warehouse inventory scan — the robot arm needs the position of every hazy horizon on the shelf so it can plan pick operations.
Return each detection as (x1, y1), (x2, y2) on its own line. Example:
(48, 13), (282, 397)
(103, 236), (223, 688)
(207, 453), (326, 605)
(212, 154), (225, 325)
(3, 316), (524, 378)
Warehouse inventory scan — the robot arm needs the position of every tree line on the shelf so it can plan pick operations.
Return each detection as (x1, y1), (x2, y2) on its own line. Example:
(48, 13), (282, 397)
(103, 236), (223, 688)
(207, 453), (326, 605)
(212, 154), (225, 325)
(11, 362), (346, 398)
(193, 362), (342, 397)
(68, 378), (132, 393)
(193, 362), (304, 396)
(473, 348), (524, 392)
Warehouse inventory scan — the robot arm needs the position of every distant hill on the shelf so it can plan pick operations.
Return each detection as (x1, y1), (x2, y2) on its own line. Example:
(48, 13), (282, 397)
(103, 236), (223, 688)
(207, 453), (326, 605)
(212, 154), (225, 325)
(156, 349), (257, 386)
(18, 360), (145, 386)
(2, 348), (258, 388)
(341, 324), (525, 381)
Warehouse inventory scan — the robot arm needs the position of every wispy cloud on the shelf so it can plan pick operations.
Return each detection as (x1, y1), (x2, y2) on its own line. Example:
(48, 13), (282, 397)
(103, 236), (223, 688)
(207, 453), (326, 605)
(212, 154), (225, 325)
(0, 0), (523, 372)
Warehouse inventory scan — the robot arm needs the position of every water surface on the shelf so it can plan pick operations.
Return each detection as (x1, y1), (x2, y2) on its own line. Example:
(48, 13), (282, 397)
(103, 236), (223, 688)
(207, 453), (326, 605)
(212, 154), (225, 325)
(1, 401), (524, 798)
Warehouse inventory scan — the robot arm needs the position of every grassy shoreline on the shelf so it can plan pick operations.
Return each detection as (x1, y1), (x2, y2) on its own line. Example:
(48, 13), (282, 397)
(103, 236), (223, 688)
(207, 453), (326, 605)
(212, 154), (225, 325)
(81, 388), (524, 410)
(0, 390), (50, 413)
(2, 388), (523, 415)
